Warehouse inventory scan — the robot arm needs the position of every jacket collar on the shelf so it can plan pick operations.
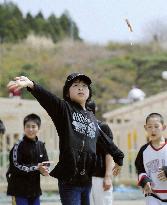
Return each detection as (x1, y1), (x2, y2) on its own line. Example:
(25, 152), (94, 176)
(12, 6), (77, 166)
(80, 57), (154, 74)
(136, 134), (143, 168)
(69, 100), (86, 110)
(23, 135), (38, 143)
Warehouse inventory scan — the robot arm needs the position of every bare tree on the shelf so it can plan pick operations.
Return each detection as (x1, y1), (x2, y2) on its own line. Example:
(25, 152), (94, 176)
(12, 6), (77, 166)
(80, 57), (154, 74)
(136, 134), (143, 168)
(142, 19), (167, 45)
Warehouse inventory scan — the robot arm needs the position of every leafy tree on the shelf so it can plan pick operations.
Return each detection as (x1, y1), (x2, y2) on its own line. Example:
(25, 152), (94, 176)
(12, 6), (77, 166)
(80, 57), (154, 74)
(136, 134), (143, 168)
(59, 11), (80, 40)
(0, 2), (80, 43)
(0, 2), (27, 42)
(25, 12), (34, 33)
(47, 14), (63, 42)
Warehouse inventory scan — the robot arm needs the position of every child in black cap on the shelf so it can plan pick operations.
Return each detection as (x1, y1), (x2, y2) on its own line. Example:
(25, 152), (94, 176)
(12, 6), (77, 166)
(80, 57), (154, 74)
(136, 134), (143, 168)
(7, 73), (124, 205)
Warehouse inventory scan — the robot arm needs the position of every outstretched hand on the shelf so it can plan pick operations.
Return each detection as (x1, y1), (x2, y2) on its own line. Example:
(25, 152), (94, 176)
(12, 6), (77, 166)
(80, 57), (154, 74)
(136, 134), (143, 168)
(7, 76), (34, 92)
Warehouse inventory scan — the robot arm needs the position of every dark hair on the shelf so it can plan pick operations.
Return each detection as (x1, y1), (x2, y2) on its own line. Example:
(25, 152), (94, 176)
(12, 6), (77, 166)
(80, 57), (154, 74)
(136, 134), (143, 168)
(87, 101), (96, 114)
(0, 120), (6, 134)
(63, 77), (92, 103)
(146, 113), (164, 125)
(23, 113), (41, 128)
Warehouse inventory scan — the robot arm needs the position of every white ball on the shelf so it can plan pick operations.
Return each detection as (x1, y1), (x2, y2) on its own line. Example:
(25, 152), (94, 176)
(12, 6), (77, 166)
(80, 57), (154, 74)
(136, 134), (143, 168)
(162, 71), (167, 80)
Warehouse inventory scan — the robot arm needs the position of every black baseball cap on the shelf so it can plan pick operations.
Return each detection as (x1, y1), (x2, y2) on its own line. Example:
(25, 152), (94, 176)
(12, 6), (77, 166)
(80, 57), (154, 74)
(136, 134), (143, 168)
(63, 72), (92, 100)
(66, 72), (91, 85)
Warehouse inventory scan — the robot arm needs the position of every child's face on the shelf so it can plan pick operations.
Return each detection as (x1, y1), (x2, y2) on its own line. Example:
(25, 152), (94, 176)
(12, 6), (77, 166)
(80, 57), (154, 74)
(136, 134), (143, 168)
(69, 79), (90, 107)
(144, 117), (166, 142)
(24, 121), (40, 140)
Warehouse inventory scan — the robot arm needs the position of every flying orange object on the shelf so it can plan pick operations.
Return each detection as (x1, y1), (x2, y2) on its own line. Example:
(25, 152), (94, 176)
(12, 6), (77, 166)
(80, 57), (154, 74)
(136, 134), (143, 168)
(125, 18), (133, 32)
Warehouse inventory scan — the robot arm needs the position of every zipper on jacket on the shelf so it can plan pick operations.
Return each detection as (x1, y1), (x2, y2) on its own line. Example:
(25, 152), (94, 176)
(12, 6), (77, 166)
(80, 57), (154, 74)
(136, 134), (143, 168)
(76, 111), (90, 177)
(79, 140), (86, 175)
(79, 112), (90, 175)
(80, 140), (85, 152)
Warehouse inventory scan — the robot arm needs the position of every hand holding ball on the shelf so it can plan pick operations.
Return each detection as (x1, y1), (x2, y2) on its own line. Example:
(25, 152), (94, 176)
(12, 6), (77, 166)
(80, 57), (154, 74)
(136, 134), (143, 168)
(7, 81), (18, 93)
(7, 76), (34, 92)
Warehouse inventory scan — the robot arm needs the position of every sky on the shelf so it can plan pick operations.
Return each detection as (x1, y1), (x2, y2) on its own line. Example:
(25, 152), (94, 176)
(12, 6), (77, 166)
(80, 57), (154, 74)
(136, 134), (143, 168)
(1, 0), (167, 44)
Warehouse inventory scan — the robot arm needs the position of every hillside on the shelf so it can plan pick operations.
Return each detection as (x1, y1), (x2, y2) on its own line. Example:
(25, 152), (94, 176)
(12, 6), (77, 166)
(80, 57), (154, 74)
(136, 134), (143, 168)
(1, 37), (167, 118)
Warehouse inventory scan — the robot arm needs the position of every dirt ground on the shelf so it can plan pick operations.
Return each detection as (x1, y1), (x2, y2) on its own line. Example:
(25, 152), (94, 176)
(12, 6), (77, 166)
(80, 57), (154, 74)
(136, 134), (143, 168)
(113, 200), (145, 205)
(1, 199), (145, 205)
(39, 199), (145, 205)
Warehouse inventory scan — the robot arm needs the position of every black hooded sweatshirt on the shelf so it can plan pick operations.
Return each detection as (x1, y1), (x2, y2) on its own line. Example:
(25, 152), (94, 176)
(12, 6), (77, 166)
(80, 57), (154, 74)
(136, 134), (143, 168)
(28, 83), (124, 186)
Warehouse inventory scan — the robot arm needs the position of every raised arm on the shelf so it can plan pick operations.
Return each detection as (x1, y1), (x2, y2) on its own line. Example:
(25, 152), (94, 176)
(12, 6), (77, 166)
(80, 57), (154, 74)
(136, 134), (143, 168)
(7, 76), (66, 122)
